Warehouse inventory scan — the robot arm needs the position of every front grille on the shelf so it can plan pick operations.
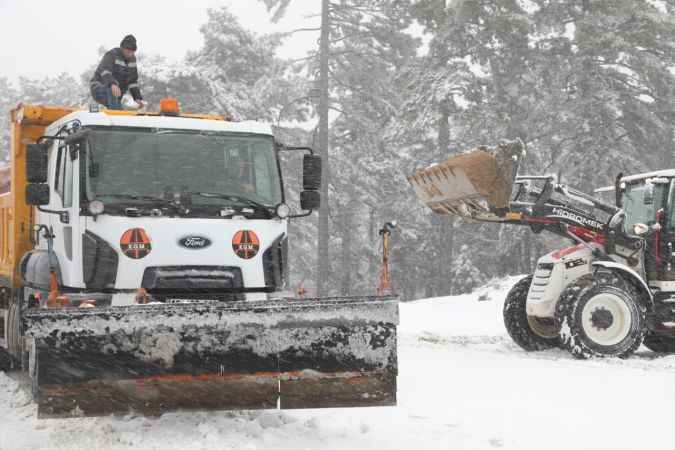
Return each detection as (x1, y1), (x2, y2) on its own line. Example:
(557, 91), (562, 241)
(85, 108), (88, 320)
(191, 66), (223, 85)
(141, 266), (244, 298)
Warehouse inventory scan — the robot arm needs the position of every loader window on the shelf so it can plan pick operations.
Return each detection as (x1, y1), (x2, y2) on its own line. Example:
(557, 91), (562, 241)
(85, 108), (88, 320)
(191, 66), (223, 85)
(85, 128), (283, 208)
(622, 183), (666, 235)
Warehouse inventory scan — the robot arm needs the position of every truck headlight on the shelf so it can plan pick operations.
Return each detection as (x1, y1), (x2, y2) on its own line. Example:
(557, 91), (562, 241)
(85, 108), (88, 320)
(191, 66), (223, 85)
(275, 203), (291, 219)
(88, 200), (105, 216)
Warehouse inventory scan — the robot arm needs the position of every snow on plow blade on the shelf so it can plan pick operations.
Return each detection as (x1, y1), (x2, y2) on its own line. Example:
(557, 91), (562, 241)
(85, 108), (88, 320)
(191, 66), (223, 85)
(407, 140), (523, 220)
(23, 296), (398, 418)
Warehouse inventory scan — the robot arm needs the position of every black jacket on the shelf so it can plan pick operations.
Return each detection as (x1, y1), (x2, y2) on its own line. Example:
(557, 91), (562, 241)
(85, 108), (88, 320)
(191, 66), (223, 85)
(90, 48), (143, 100)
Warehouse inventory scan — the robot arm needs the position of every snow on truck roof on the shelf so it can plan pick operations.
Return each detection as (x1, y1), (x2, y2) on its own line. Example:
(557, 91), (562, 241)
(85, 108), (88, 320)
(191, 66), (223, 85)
(594, 169), (675, 192)
(46, 109), (274, 136)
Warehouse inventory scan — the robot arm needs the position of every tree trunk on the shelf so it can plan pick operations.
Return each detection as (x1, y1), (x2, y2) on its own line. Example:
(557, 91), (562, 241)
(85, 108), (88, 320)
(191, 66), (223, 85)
(317, 0), (331, 296)
(438, 103), (454, 295)
(340, 185), (354, 296)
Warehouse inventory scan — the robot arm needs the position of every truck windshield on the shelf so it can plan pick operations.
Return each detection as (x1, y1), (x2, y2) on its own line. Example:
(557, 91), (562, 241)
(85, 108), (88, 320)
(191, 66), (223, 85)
(622, 183), (667, 235)
(85, 128), (282, 206)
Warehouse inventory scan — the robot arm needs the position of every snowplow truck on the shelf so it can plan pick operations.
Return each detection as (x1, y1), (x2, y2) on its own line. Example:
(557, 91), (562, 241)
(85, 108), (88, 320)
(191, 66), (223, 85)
(408, 140), (675, 359)
(0, 102), (398, 418)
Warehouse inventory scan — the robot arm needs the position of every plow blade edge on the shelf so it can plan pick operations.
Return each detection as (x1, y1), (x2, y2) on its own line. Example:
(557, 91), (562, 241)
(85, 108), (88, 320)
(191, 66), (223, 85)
(23, 296), (397, 417)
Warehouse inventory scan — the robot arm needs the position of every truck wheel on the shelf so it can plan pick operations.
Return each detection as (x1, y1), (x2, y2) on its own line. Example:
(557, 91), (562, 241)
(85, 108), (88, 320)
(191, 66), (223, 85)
(7, 294), (23, 369)
(642, 333), (675, 354)
(555, 272), (645, 359)
(503, 275), (559, 351)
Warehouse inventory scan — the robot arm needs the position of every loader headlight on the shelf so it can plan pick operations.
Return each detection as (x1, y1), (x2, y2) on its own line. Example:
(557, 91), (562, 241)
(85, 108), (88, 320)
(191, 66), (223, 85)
(275, 203), (291, 219)
(88, 200), (105, 216)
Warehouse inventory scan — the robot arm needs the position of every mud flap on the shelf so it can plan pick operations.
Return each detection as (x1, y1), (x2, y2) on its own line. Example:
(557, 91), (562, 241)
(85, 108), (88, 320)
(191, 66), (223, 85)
(23, 296), (397, 418)
(407, 140), (523, 220)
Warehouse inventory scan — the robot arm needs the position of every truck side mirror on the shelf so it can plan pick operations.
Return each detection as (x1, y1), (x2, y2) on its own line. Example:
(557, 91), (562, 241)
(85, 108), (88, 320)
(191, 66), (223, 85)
(303, 155), (322, 191)
(26, 143), (49, 183)
(300, 190), (321, 211)
(26, 183), (50, 206)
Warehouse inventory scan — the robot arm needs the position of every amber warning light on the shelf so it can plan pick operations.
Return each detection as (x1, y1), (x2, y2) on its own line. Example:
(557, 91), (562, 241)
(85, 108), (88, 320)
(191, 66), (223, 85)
(160, 97), (180, 116)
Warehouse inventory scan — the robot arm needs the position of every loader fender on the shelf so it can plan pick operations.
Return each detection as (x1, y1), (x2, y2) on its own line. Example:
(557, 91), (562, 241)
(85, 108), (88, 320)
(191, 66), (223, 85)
(591, 261), (653, 306)
(20, 250), (62, 291)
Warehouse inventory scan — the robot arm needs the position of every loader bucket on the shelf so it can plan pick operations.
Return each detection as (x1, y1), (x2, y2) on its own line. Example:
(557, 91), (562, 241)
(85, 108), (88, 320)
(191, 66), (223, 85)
(22, 296), (398, 418)
(407, 140), (523, 220)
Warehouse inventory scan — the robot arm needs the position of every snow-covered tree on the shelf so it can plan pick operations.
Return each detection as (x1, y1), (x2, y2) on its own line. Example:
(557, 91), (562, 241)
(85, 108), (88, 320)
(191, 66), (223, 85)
(0, 77), (19, 161)
(449, 244), (486, 294)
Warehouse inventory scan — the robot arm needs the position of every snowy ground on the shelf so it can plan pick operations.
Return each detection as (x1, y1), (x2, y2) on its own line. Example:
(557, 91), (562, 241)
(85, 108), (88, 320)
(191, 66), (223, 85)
(3, 276), (675, 450)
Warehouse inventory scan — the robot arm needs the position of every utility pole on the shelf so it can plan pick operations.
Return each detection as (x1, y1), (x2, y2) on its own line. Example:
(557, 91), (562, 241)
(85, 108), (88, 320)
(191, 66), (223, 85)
(317, 0), (330, 296)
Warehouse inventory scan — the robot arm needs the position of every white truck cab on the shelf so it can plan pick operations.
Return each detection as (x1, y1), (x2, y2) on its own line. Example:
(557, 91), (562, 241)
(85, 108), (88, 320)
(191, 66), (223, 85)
(23, 107), (320, 306)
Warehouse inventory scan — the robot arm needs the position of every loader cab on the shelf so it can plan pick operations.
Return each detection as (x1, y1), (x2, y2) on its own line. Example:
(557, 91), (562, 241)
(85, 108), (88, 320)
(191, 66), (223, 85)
(617, 172), (675, 282)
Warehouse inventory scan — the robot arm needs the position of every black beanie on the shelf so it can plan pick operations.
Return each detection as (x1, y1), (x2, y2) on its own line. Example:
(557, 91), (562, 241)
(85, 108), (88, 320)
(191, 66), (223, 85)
(120, 35), (137, 51)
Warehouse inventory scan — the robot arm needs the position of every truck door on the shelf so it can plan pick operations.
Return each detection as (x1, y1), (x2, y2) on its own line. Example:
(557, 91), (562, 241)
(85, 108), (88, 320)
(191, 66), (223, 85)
(48, 143), (82, 288)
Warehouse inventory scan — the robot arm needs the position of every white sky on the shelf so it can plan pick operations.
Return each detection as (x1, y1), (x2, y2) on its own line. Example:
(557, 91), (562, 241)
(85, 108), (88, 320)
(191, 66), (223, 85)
(0, 0), (320, 82)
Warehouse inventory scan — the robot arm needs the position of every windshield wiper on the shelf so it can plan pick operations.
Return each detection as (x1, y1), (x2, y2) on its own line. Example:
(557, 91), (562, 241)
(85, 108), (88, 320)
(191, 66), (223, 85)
(189, 192), (273, 215)
(97, 194), (182, 210)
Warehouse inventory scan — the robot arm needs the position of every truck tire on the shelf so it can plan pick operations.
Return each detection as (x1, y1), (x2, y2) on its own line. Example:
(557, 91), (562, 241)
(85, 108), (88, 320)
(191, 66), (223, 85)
(503, 275), (559, 351)
(642, 333), (675, 354)
(555, 272), (646, 359)
(7, 295), (23, 369)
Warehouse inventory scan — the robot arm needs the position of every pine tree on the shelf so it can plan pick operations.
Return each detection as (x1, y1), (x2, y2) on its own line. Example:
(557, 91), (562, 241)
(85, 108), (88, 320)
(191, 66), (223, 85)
(261, 0), (417, 295)
(0, 77), (19, 162)
(532, 0), (675, 188)
(449, 244), (486, 294)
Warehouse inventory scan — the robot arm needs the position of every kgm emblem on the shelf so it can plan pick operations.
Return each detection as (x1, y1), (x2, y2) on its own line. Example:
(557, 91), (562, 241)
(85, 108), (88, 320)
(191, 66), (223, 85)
(232, 230), (260, 259)
(179, 236), (212, 249)
(120, 228), (152, 259)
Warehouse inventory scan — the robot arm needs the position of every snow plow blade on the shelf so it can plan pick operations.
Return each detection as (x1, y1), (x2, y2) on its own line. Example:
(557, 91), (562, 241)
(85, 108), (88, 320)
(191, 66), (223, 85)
(407, 140), (523, 221)
(22, 296), (398, 418)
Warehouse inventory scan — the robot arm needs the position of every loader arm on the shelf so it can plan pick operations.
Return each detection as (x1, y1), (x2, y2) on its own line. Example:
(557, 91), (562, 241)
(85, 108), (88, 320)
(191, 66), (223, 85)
(407, 142), (619, 245)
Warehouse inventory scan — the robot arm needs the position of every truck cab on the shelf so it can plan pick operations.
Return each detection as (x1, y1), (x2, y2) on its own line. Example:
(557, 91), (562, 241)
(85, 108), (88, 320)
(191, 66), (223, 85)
(0, 103), (399, 417)
(20, 105), (320, 307)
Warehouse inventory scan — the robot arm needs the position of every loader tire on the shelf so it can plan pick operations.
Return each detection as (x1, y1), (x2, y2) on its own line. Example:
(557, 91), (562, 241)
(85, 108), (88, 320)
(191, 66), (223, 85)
(503, 275), (559, 351)
(642, 333), (675, 354)
(555, 272), (646, 359)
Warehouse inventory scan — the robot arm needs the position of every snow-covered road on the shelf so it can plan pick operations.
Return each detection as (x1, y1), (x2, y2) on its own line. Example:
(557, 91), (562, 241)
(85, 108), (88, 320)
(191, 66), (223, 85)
(3, 277), (675, 450)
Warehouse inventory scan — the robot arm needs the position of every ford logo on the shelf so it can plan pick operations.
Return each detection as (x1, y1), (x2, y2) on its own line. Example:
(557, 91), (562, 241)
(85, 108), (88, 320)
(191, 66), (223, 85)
(179, 236), (212, 249)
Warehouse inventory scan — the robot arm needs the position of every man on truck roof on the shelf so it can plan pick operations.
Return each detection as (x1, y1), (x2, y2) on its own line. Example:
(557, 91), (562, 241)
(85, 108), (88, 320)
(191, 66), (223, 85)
(90, 34), (145, 110)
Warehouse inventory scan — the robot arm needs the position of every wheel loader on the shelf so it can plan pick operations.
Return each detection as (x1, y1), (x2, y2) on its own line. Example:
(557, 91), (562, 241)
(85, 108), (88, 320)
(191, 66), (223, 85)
(408, 141), (675, 359)
(0, 101), (398, 418)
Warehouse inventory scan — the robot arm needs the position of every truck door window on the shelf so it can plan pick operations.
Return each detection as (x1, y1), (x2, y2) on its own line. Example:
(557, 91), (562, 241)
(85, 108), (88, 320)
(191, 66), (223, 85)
(54, 146), (73, 208)
(54, 147), (66, 203)
(63, 148), (74, 208)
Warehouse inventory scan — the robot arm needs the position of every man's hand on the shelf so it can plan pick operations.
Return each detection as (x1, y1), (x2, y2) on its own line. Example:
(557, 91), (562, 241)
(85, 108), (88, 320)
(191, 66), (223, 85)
(136, 100), (146, 109)
(111, 84), (122, 98)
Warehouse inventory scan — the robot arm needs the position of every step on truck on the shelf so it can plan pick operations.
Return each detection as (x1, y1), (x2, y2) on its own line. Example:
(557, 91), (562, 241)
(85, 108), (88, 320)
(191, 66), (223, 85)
(0, 101), (398, 417)
(408, 141), (675, 359)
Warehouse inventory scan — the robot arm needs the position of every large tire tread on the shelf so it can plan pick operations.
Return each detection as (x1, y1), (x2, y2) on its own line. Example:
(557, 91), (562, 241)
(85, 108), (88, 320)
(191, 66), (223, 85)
(555, 272), (646, 359)
(503, 275), (558, 352)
